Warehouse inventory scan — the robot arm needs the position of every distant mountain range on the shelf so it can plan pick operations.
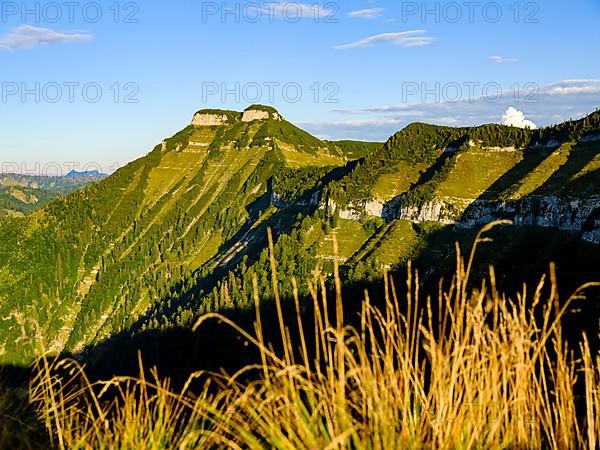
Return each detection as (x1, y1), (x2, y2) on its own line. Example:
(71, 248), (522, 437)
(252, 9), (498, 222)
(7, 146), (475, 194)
(0, 104), (598, 367)
(0, 172), (106, 218)
(65, 170), (106, 179)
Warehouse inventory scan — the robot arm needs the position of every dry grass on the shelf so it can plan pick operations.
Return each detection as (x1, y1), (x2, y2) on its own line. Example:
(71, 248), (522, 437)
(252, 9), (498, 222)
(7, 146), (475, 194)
(23, 222), (600, 449)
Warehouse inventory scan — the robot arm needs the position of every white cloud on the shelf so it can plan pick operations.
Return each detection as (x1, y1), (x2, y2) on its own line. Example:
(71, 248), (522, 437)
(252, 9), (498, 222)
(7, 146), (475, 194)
(0, 25), (93, 51)
(501, 107), (538, 129)
(334, 30), (434, 49)
(542, 79), (600, 95)
(262, 2), (331, 19)
(348, 8), (384, 19)
(489, 55), (519, 64)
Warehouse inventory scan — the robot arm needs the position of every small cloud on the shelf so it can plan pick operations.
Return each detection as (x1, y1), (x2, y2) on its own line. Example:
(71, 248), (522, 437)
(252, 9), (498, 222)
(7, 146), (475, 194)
(501, 107), (537, 129)
(543, 79), (600, 95)
(348, 8), (384, 19)
(263, 2), (331, 19)
(0, 25), (93, 51)
(334, 30), (434, 49)
(490, 55), (519, 64)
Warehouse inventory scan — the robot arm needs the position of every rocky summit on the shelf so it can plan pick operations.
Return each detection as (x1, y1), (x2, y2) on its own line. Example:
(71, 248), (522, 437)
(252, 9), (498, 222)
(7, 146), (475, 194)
(192, 105), (283, 126)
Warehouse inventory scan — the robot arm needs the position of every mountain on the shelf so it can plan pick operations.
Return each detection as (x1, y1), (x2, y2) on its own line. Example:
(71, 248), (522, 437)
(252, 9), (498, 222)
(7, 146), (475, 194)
(326, 113), (600, 243)
(0, 105), (378, 364)
(65, 170), (106, 179)
(0, 172), (106, 218)
(0, 105), (598, 367)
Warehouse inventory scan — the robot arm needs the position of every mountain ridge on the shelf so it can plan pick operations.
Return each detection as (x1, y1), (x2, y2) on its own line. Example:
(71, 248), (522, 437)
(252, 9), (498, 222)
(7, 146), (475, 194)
(323, 109), (600, 243)
(0, 106), (598, 365)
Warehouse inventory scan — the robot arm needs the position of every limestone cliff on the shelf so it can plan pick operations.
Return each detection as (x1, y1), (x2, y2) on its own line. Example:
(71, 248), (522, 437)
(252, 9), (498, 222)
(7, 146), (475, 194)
(192, 112), (230, 126)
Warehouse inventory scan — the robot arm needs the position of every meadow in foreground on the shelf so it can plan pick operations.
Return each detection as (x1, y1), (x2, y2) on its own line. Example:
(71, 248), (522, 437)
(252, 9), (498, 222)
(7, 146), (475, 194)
(4, 223), (600, 449)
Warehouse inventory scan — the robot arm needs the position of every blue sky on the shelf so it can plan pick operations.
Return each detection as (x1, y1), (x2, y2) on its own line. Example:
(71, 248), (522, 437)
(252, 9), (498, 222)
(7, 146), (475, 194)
(1, 0), (599, 174)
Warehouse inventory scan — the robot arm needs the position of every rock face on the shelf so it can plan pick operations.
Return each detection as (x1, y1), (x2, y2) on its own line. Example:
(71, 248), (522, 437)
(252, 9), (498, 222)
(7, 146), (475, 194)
(365, 200), (384, 217)
(382, 196), (600, 244)
(322, 196), (600, 244)
(192, 113), (230, 126)
(191, 107), (283, 125)
(458, 196), (600, 243)
(325, 200), (384, 221)
(242, 109), (282, 122)
(391, 201), (458, 224)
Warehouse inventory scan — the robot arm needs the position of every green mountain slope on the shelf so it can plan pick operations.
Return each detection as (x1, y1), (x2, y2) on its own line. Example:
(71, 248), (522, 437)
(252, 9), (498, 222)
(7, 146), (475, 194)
(0, 106), (598, 367)
(104, 109), (600, 360)
(326, 110), (600, 230)
(0, 106), (376, 364)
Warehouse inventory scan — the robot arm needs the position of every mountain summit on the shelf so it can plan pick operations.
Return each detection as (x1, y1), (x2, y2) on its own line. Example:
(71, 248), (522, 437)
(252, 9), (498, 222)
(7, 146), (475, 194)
(191, 105), (282, 126)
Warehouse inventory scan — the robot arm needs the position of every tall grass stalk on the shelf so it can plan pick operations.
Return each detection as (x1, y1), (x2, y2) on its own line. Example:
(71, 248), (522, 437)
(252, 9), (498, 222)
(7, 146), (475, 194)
(23, 222), (600, 449)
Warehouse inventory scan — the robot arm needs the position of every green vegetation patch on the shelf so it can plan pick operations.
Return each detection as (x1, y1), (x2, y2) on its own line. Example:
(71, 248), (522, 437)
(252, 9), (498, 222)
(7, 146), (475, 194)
(251, 120), (324, 153)
(439, 148), (523, 201)
(326, 140), (383, 160)
(244, 104), (280, 115)
(318, 219), (370, 261)
(372, 161), (428, 200)
(367, 219), (419, 267)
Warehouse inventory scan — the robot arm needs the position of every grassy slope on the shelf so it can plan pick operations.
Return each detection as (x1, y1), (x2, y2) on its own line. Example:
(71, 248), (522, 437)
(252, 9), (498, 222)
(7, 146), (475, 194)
(437, 146), (523, 207)
(0, 114), (378, 365)
(340, 111), (600, 210)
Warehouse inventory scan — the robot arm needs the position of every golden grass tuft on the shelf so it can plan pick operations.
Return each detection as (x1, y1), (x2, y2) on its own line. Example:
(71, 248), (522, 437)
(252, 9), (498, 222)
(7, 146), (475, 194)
(24, 222), (600, 449)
